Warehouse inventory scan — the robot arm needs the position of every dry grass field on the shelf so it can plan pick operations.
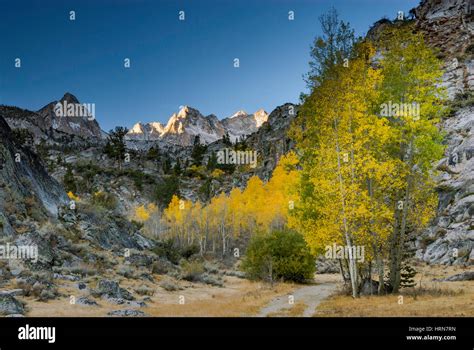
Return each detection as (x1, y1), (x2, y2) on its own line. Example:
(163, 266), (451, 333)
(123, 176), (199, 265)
(10, 262), (472, 317)
(17, 275), (297, 317)
(314, 263), (473, 317)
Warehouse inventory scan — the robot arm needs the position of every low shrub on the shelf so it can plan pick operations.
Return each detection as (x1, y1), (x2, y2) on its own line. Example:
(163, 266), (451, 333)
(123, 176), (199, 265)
(91, 191), (117, 210)
(241, 230), (315, 283)
(180, 260), (205, 282)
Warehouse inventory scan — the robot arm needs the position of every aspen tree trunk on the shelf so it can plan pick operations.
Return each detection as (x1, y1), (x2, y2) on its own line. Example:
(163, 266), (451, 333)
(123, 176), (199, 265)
(393, 174), (413, 291)
(338, 259), (349, 284)
(334, 119), (359, 298)
(348, 108), (361, 296)
(389, 139), (414, 292)
(204, 220), (209, 253)
(368, 178), (385, 294)
(222, 234), (226, 257)
(376, 252), (385, 294)
(389, 202), (401, 289)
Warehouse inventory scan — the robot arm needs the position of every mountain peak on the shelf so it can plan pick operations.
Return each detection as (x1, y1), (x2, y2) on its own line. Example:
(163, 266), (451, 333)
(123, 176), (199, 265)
(60, 92), (80, 104)
(253, 109), (269, 127)
(130, 122), (145, 134)
(229, 110), (248, 119)
(177, 105), (201, 118)
(34, 93), (103, 139)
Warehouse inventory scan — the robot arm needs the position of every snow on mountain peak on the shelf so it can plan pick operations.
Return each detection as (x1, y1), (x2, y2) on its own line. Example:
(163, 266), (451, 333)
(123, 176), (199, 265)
(130, 122), (144, 134)
(229, 110), (248, 119)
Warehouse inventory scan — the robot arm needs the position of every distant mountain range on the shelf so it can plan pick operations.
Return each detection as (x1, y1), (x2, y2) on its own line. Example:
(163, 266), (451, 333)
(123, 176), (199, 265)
(1, 93), (269, 147)
(126, 106), (269, 146)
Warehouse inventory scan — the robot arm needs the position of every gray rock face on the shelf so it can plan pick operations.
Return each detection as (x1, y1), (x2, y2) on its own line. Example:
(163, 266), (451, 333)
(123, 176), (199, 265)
(0, 115), (68, 231)
(414, 0), (474, 98)
(418, 105), (474, 265)
(76, 211), (152, 251)
(15, 230), (55, 267)
(245, 103), (298, 181)
(0, 294), (24, 316)
(407, 0), (474, 266)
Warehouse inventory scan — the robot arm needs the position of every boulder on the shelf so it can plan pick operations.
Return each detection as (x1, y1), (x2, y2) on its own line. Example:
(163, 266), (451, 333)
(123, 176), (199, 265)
(93, 279), (134, 300)
(443, 271), (474, 281)
(76, 296), (99, 306)
(107, 309), (148, 317)
(0, 294), (24, 316)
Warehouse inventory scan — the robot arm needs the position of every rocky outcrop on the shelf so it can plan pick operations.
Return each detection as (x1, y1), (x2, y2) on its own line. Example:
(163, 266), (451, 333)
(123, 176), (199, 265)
(409, 0), (474, 265)
(417, 105), (474, 265)
(36, 93), (103, 139)
(245, 103), (297, 180)
(0, 114), (68, 234)
(414, 0), (474, 98)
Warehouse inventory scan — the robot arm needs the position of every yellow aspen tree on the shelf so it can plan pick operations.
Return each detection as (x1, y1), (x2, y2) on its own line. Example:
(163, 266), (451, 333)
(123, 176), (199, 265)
(290, 42), (395, 297)
(376, 25), (447, 292)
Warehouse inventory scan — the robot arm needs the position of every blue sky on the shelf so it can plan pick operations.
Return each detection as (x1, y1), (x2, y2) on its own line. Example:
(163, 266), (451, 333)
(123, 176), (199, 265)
(0, 0), (419, 131)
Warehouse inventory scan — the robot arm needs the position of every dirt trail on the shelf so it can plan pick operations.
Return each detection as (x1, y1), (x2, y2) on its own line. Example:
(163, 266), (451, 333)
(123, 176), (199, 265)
(257, 275), (341, 317)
